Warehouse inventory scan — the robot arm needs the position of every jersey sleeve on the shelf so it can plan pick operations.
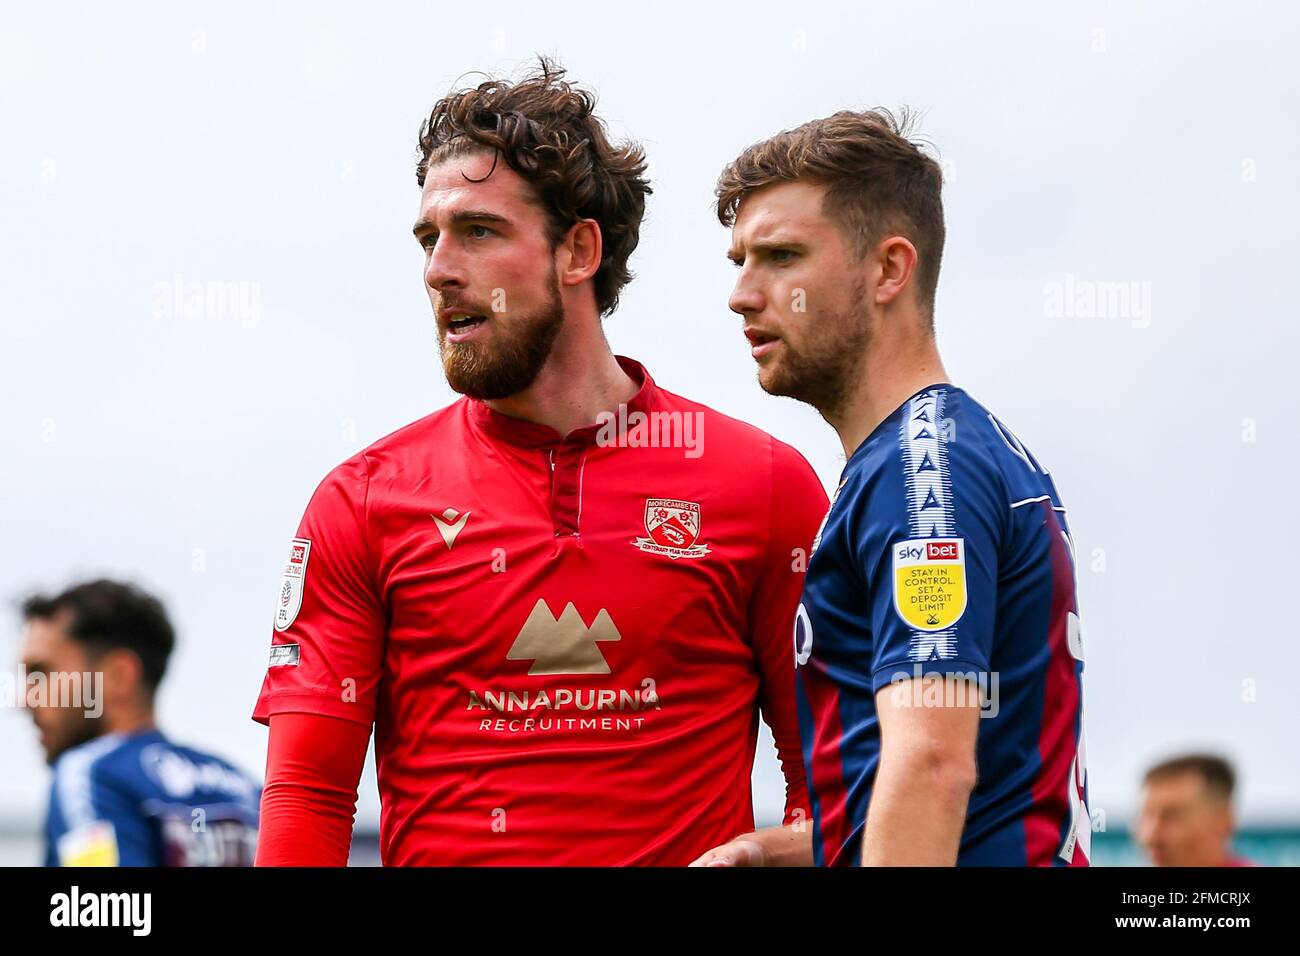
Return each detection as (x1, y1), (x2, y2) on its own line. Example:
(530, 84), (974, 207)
(49, 758), (153, 866)
(750, 439), (830, 824)
(857, 432), (1007, 693)
(256, 713), (371, 866)
(253, 453), (386, 728)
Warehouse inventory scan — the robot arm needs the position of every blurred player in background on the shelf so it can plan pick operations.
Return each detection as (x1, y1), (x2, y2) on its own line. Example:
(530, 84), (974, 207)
(711, 110), (1089, 866)
(252, 59), (826, 866)
(20, 579), (260, 866)
(1137, 753), (1253, 867)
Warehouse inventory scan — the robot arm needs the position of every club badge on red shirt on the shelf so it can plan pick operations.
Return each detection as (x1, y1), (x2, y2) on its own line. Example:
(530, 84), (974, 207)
(632, 498), (711, 560)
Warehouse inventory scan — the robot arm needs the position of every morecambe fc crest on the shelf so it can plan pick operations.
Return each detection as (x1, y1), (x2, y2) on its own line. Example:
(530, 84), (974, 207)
(633, 498), (711, 559)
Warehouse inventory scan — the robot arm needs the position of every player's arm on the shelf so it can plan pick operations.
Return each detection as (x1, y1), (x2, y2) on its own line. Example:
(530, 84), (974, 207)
(857, 430), (1005, 866)
(689, 441), (829, 868)
(256, 712), (370, 866)
(861, 674), (979, 865)
(251, 453), (386, 865)
(50, 762), (153, 867)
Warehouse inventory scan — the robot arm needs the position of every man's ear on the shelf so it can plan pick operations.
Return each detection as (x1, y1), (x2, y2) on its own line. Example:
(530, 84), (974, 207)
(873, 235), (919, 308)
(1218, 804), (1238, 841)
(100, 647), (146, 700)
(558, 219), (603, 288)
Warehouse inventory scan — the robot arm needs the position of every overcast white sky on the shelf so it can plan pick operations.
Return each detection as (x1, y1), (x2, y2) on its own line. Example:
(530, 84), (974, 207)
(2, 1), (1298, 836)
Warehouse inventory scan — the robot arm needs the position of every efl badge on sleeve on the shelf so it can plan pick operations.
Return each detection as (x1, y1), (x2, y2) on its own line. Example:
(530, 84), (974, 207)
(892, 538), (967, 631)
(274, 537), (311, 631)
(633, 498), (711, 559)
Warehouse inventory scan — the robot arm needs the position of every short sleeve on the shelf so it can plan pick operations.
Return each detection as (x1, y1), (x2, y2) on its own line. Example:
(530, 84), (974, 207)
(252, 453), (386, 727)
(859, 437), (1006, 693)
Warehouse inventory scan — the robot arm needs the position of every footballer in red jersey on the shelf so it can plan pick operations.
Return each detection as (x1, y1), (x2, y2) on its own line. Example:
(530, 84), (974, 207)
(252, 60), (828, 866)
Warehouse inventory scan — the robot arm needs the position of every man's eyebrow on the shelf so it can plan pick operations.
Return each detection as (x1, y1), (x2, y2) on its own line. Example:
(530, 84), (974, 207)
(728, 237), (807, 261)
(752, 236), (806, 251)
(413, 210), (510, 237)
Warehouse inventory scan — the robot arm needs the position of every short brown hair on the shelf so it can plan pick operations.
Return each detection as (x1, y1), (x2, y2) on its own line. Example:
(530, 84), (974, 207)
(416, 58), (651, 316)
(715, 108), (946, 317)
(1145, 753), (1236, 802)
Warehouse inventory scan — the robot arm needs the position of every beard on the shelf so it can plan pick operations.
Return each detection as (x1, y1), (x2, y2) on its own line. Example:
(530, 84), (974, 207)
(41, 713), (100, 765)
(439, 273), (565, 401)
(759, 281), (871, 420)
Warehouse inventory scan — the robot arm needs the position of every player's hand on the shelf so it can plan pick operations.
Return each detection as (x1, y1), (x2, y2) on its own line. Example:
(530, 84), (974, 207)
(688, 837), (766, 867)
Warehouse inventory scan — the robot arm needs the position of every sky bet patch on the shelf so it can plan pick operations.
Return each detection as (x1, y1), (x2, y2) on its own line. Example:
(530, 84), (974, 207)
(892, 538), (967, 632)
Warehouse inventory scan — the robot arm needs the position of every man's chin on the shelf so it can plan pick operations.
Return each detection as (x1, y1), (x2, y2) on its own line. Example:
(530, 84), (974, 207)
(448, 378), (535, 402)
(755, 362), (802, 401)
(443, 350), (545, 401)
(756, 354), (852, 418)
(756, 373), (785, 399)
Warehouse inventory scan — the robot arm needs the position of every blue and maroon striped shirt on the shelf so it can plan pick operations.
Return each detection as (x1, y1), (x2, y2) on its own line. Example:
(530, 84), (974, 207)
(795, 385), (1090, 866)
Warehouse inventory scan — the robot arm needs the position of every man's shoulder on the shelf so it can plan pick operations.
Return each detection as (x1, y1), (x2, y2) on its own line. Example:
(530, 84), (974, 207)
(133, 736), (262, 804)
(859, 386), (1022, 474)
(310, 399), (471, 492)
(652, 383), (817, 476)
(839, 385), (1018, 523)
(54, 733), (130, 778)
(936, 388), (1061, 508)
(360, 399), (471, 461)
(51, 734), (136, 815)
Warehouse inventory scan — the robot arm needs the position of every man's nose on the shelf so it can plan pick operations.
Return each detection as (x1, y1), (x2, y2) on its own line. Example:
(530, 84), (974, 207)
(424, 236), (466, 293)
(728, 273), (764, 317)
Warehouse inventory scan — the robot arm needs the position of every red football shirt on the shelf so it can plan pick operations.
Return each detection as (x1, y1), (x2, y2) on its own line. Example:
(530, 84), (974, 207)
(253, 356), (828, 865)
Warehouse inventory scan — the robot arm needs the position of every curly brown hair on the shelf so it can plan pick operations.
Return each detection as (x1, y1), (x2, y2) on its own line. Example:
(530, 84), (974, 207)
(416, 58), (651, 317)
(716, 108), (945, 317)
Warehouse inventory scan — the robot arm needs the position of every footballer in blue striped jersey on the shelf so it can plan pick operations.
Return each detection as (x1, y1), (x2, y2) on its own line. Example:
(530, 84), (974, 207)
(709, 109), (1088, 867)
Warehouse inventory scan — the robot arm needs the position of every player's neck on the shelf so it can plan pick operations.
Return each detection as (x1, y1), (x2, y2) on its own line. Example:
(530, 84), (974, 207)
(486, 310), (637, 438)
(829, 328), (950, 460)
(101, 706), (157, 738)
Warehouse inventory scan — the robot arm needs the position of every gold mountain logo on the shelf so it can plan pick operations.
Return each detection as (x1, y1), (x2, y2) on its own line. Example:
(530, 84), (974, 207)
(507, 599), (622, 675)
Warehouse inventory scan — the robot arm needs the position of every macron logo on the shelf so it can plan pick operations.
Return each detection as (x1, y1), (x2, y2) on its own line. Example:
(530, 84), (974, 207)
(432, 508), (471, 549)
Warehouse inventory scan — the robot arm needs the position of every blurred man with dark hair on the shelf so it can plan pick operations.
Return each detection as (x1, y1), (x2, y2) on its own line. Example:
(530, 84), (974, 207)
(1137, 753), (1252, 867)
(21, 579), (260, 866)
